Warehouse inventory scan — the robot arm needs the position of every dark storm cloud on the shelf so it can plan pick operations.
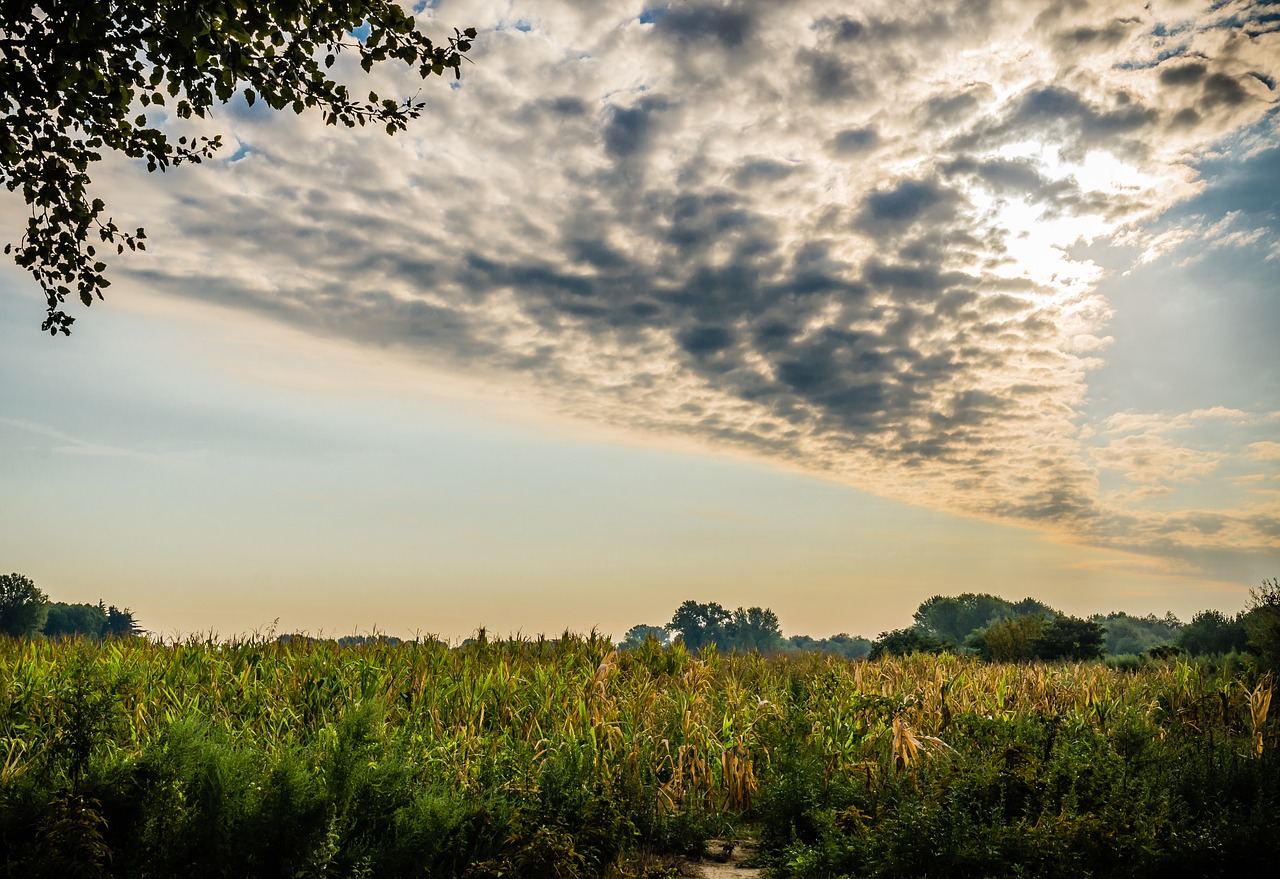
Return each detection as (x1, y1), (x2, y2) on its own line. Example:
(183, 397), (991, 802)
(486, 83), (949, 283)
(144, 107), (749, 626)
(548, 96), (589, 116)
(798, 48), (864, 102)
(856, 179), (958, 232)
(652, 2), (754, 48)
(664, 190), (776, 256)
(462, 253), (597, 301)
(1012, 85), (1157, 140)
(569, 237), (630, 271)
(947, 81), (1165, 166)
(925, 89), (987, 126)
(767, 241), (866, 299)
(864, 260), (968, 300)
(1160, 62), (1208, 86)
(989, 486), (1100, 525)
(1051, 18), (1140, 51)
(603, 96), (671, 160)
(812, 15), (864, 42)
(1169, 107), (1203, 129)
(756, 325), (912, 432)
(829, 127), (879, 155)
(731, 158), (798, 187)
(1200, 71), (1252, 107)
(678, 325), (735, 356)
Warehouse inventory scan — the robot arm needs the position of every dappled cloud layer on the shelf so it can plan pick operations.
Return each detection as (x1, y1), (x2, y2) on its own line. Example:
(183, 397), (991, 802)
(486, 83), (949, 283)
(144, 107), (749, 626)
(111, 1), (1278, 563)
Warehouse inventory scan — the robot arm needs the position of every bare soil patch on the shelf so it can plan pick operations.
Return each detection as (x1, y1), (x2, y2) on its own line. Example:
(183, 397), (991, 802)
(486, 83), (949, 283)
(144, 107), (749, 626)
(686, 839), (762, 878)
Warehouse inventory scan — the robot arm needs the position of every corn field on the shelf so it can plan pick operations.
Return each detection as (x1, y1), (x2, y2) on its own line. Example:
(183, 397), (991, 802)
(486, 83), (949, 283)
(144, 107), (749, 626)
(1, 634), (1276, 878)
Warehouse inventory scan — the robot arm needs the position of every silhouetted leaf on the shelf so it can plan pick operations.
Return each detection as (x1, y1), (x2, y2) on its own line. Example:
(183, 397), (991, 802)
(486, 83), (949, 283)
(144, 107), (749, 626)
(1, 1), (476, 334)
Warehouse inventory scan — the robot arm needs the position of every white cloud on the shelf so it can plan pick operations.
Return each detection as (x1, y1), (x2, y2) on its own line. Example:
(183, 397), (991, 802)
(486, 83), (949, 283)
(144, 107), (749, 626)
(0, 417), (203, 461)
(1092, 434), (1220, 484)
(1247, 441), (1280, 461)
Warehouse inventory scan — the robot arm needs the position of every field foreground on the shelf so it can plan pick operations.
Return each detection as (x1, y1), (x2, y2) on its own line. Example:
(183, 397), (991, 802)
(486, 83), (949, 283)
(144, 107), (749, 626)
(1, 634), (1276, 878)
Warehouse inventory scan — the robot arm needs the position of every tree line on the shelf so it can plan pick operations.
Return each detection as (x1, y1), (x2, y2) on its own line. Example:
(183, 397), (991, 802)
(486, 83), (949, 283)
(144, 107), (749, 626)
(7, 568), (1278, 669)
(0, 573), (142, 639)
(621, 601), (873, 660)
(625, 579), (1280, 669)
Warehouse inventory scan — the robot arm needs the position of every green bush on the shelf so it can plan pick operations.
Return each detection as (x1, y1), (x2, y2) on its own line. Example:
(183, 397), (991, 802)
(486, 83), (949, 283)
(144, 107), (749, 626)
(757, 711), (1280, 879)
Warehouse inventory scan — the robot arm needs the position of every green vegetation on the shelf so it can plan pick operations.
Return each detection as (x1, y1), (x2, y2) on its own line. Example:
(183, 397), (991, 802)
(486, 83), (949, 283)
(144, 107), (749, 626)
(1, 634), (1277, 877)
(664, 601), (786, 655)
(43, 602), (143, 640)
(5, 576), (1279, 873)
(623, 588), (1266, 669)
(850, 587), (1278, 672)
(0, 574), (141, 642)
(634, 601), (872, 660)
(967, 614), (1105, 663)
(1178, 609), (1249, 656)
(1244, 578), (1280, 672)
(868, 627), (951, 659)
(912, 593), (1054, 643)
(0, 573), (48, 637)
(1098, 611), (1181, 656)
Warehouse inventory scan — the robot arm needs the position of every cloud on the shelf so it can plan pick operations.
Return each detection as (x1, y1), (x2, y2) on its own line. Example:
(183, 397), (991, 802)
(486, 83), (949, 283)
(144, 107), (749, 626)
(603, 95), (672, 160)
(652, 3), (754, 48)
(1100, 407), (1258, 435)
(1127, 208), (1279, 264)
(26, 0), (1278, 564)
(829, 126), (879, 155)
(1091, 434), (1221, 484)
(1247, 442), (1280, 461)
(0, 417), (203, 461)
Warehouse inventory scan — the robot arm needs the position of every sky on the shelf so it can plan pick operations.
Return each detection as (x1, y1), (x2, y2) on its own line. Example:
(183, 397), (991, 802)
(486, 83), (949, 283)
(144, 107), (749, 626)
(1, 0), (1278, 641)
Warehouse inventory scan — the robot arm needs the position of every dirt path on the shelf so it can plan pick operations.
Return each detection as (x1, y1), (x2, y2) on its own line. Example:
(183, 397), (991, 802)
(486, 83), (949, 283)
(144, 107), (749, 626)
(688, 840), (762, 879)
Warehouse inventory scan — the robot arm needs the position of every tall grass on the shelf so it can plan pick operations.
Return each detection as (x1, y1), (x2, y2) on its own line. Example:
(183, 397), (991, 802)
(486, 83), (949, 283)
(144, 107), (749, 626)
(1, 634), (1275, 877)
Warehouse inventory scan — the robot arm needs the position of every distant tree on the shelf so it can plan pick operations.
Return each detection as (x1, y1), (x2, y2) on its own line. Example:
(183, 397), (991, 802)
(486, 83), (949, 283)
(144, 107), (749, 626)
(667, 601), (732, 653)
(1244, 577), (1280, 672)
(337, 634), (400, 647)
(965, 613), (1104, 663)
(1034, 615), (1105, 662)
(967, 614), (1049, 662)
(43, 602), (108, 639)
(1010, 597), (1057, 618)
(912, 593), (1045, 644)
(0, 572), (49, 637)
(823, 633), (873, 660)
(102, 603), (143, 638)
(1177, 609), (1249, 656)
(869, 627), (950, 659)
(786, 633), (872, 659)
(726, 606), (784, 654)
(620, 624), (670, 650)
(1098, 612), (1181, 656)
(1146, 644), (1183, 661)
